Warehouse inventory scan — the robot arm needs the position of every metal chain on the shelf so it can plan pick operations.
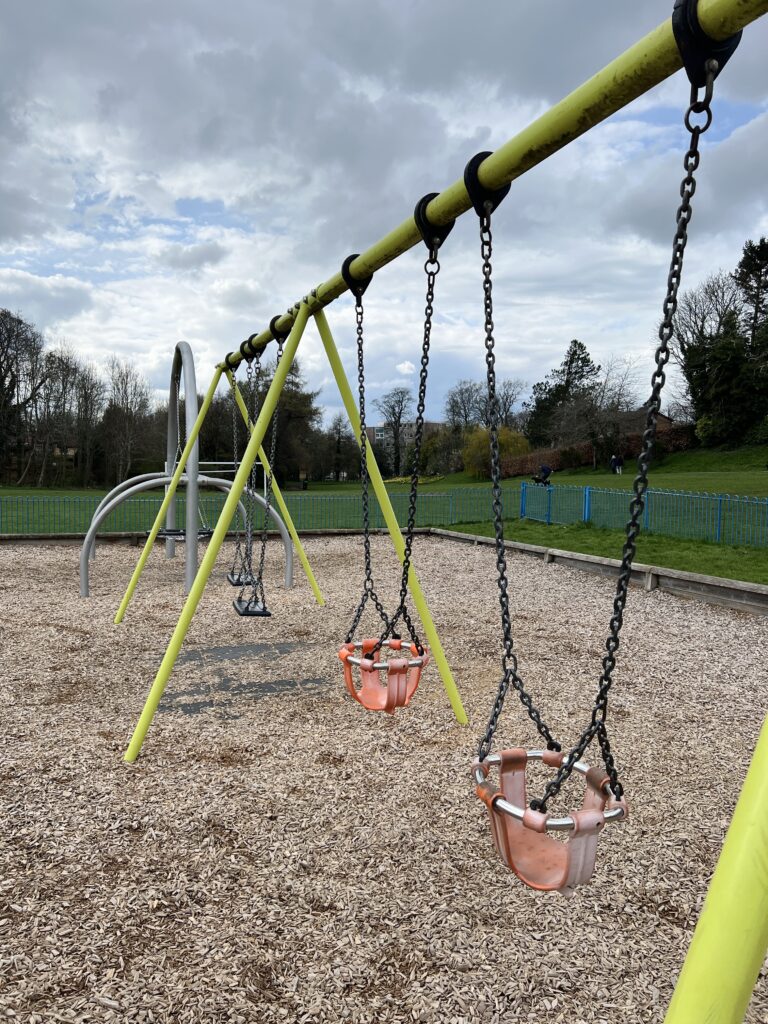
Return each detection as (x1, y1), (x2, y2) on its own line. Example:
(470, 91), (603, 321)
(346, 291), (392, 642)
(229, 368), (246, 577)
(252, 340), (283, 603)
(476, 204), (561, 762)
(529, 63), (719, 811)
(374, 246), (441, 655)
(238, 355), (261, 592)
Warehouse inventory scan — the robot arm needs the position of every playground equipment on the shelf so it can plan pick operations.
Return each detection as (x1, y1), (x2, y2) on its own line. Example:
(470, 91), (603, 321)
(336, 198), (453, 711)
(109, 1), (768, 1018)
(81, 341), (297, 598)
(80, 473), (292, 598)
(229, 323), (288, 617)
(470, 0), (739, 897)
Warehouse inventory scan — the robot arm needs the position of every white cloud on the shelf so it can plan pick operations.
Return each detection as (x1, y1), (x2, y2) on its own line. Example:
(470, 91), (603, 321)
(0, 0), (765, 422)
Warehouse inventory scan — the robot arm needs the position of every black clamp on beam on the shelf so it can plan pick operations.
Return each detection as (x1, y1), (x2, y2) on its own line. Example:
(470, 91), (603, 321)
(341, 253), (373, 298)
(414, 193), (455, 253)
(672, 0), (741, 88)
(239, 334), (260, 362)
(269, 316), (291, 344)
(463, 151), (511, 219)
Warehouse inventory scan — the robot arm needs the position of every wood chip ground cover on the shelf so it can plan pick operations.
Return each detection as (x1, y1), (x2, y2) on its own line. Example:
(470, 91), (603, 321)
(1, 536), (766, 1023)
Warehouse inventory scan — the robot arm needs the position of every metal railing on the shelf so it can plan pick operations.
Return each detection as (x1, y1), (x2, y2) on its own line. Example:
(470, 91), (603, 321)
(521, 482), (768, 547)
(3, 482), (768, 547)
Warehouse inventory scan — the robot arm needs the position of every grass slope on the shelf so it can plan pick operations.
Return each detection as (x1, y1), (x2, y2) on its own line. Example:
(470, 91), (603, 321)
(446, 519), (768, 585)
(3, 446), (768, 498)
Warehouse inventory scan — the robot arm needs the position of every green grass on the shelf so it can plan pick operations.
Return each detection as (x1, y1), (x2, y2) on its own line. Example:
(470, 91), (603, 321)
(446, 519), (768, 585)
(4, 446), (768, 499)
(554, 444), (768, 497)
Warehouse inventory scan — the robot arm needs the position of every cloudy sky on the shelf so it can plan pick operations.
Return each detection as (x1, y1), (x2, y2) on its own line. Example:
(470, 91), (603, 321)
(1, 1), (766, 424)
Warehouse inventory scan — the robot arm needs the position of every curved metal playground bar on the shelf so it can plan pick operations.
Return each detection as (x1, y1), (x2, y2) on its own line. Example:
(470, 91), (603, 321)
(79, 474), (293, 597)
(110, 3), (768, 1021)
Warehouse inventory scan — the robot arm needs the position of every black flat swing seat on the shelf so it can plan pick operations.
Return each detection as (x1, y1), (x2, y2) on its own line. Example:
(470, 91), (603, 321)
(153, 527), (214, 541)
(227, 570), (253, 586)
(233, 596), (271, 617)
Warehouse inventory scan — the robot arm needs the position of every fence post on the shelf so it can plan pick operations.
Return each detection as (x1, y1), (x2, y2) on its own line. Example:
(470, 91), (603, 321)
(583, 485), (591, 524)
(546, 485), (552, 526)
(644, 490), (651, 531)
(716, 494), (723, 543)
(520, 480), (527, 519)
(449, 491), (454, 525)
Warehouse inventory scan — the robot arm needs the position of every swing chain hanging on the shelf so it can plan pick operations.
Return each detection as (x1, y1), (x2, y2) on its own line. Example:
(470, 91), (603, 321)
(239, 352), (262, 588)
(374, 193), (455, 655)
(228, 365), (246, 577)
(342, 255), (392, 642)
(254, 338), (283, 591)
(470, 171), (561, 763)
(526, 59), (724, 812)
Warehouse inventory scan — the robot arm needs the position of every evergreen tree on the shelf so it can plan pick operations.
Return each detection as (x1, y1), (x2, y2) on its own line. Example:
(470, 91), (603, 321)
(524, 340), (600, 447)
(732, 237), (768, 349)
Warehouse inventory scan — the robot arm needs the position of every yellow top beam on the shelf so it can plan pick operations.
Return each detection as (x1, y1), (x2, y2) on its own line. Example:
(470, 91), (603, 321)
(221, 0), (767, 367)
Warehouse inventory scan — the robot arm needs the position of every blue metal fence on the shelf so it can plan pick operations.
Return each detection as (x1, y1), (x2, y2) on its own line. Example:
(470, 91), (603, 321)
(1, 482), (767, 548)
(520, 482), (768, 547)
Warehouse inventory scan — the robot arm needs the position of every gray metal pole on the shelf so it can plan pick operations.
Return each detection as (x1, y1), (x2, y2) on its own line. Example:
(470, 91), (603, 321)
(167, 342), (201, 591)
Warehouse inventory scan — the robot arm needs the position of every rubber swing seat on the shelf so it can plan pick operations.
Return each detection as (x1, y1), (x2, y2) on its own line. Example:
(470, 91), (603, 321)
(227, 570), (252, 587)
(474, 748), (628, 895)
(152, 528), (214, 541)
(338, 638), (428, 713)
(233, 597), (271, 617)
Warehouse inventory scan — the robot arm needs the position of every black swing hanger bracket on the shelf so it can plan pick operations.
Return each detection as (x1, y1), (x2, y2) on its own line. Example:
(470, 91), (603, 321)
(672, 0), (741, 89)
(413, 193), (455, 254)
(341, 253), (373, 299)
(463, 151), (511, 219)
(269, 315), (291, 345)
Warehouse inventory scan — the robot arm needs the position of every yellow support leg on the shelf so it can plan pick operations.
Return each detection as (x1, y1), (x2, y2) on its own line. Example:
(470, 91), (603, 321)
(123, 305), (310, 762)
(225, 369), (325, 606)
(314, 308), (467, 726)
(664, 711), (768, 1024)
(114, 366), (223, 624)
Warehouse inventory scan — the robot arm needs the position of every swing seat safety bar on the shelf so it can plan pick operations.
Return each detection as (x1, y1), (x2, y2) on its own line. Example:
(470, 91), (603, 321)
(474, 749), (628, 894)
(339, 638), (428, 713)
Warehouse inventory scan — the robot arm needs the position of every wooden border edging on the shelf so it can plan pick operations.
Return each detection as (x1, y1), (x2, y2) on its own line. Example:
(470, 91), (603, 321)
(429, 529), (768, 616)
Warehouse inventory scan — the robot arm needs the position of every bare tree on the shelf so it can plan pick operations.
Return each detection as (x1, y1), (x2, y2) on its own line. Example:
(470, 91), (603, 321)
(102, 357), (151, 482)
(75, 361), (107, 486)
(444, 379), (482, 431)
(374, 386), (413, 476)
(547, 356), (641, 463)
(0, 310), (46, 484)
(327, 412), (357, 481)
(33, 346), (81, 486)
(475, 377), (526, 428)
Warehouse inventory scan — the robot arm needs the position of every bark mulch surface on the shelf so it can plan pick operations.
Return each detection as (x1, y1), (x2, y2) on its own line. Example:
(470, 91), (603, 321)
(1, 536), (766, 1023)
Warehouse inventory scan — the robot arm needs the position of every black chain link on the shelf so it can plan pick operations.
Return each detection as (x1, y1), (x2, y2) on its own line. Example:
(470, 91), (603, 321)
(251, 340), (283, 605)
(229, 368), (246, 577)
(373, 245), (441, 655)
(238, 354), (262, 593)
(530, 63), (719, 811)
(476, 204), (561, 763)
(346, 291), (392, 642)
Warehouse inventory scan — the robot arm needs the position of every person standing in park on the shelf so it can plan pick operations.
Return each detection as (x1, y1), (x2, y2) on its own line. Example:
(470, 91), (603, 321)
(616, 454), (624, 475)
(610, 454), (618, 474)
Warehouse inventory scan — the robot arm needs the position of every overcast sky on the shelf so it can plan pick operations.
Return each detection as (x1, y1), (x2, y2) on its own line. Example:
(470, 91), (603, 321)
(1, 1), (766, 424)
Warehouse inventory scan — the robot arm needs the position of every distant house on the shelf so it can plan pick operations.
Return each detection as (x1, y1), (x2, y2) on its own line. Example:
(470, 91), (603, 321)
(617, 408), (675, 434)
(365, 420), (443, 449)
